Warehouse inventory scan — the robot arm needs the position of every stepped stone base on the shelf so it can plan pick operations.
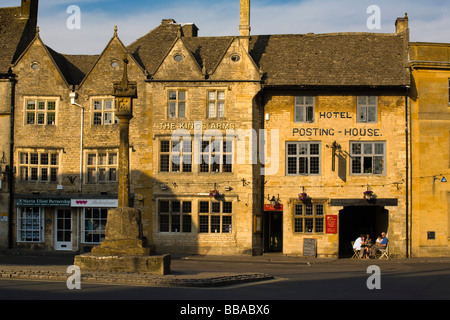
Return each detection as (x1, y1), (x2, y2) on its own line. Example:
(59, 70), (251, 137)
(74, 207), (171, 275)
(74, 253), (171, 275)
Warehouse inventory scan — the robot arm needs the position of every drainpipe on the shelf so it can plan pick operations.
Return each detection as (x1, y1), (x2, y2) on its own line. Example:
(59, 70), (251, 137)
(405, 92), (410, 258)
(69, 91), (84, 194)
(8, 74), (16, 249)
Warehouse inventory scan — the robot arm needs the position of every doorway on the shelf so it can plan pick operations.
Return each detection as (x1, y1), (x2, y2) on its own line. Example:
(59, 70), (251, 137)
(54, 209), (72, 250)
(338, 206), (388, 258)
(263, 211), (283, 252)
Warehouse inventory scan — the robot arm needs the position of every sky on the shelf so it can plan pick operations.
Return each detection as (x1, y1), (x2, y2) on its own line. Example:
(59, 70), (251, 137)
(2, 0), (450, 54)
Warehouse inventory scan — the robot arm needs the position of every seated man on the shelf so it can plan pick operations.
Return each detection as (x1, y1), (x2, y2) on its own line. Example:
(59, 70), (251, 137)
(370, 232), (388, 258)
(353, 234), (365, 258)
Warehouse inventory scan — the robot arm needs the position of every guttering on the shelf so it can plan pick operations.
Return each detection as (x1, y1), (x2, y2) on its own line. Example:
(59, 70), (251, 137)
(145, 79), (263, 83)
(8, 73), (16, 249)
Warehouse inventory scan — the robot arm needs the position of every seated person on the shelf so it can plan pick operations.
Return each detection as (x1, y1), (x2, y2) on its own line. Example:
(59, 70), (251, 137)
(353, 234), (365, 258)
(370, 232), (388, 258)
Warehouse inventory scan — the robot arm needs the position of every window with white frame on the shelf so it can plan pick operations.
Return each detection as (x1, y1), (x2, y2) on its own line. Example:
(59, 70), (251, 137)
(17, 207), (44, 242)
(294, 203), (324, 233)
(207, 90), (225, 118)
(82, 207), (107, 243)
(168, 90), (186, 118)
(357, 96), (378, 123)
(350, 141), (385, 175)
(200, 138), (233, 173)
(25, 99), (56, 125)
(286, 142), (320, 175)
(92, 98), (118, 125)
(86, 151), (118, 183)
(19, 151), (59, 183)
(294, 96), (315, 123)
(199, 201), (232, 233)
(159, 200), (192, 233)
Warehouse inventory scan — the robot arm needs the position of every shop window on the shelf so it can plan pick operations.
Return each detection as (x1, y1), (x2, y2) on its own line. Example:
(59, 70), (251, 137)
(357, 96), (378, 123)
(350, 141), (385, 175)
(159, 139), (192, 173)
(293, 203), (324, 233)
(158, 200), (192, 233)
(19, 151), (59, 183)
(17, 207), (44, 242)
(198, 200), (232, 233)
(294, 96), (315, 123)
(82, 208), (107, 243)
(25, 99), (57, 125)
(286, 142), (320, 175)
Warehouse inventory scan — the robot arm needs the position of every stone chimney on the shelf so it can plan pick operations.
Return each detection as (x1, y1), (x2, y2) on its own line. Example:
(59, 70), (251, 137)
(395, 13), (409, 34)
(239, 0), (251, 51)
(181, 23), (199, 37)
(20, 0), (39, 20)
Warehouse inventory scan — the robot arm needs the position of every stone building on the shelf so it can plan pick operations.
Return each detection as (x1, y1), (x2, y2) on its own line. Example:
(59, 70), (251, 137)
(409, 42), (450, 257)
(261, 16), (410, 257)
(0, 0), (38, 248)
(1, 0), (448, 257)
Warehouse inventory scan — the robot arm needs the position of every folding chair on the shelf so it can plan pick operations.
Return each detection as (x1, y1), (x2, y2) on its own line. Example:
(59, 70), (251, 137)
(351, 241), (360, 259)
(378, 243), (389, 259)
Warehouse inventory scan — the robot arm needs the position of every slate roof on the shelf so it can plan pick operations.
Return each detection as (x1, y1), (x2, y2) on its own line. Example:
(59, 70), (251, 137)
(249, 33), (410, 87)
(125, 21), (410, 87)
(13, 19), (410, 87)
(0, 6), (36, 74)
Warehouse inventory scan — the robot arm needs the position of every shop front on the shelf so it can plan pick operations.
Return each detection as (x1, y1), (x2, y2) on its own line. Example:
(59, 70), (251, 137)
(14, 196), (117, 252)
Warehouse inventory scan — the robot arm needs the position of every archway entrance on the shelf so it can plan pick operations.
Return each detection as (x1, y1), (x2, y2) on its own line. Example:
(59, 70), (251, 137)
(339, 206), (389, 258)
(263, 211), (283, 252)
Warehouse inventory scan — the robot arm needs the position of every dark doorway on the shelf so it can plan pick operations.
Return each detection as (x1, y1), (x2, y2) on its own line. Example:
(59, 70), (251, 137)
(263, 211), (283, 252)
(338, 206), (389, 258)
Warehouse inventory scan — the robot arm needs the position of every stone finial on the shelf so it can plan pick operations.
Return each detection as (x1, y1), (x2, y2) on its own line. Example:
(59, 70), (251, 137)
(114, 25), (118, 37)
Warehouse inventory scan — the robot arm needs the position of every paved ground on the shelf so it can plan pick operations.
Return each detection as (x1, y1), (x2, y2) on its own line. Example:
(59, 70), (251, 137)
(1, 249), (450, 288)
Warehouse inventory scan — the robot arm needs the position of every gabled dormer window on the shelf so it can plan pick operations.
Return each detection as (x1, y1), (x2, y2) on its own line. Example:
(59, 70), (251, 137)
(25, 99), (57, 125)
(92, 98), (118, 125)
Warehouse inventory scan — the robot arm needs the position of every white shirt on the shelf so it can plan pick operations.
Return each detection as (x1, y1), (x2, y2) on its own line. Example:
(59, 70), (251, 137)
(353, 237), (362, 250)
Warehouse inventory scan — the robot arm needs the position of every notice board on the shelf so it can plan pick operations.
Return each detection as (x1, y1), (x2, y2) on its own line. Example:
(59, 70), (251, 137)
(303, 238), (316, 257)
(326, 215), (338, 234)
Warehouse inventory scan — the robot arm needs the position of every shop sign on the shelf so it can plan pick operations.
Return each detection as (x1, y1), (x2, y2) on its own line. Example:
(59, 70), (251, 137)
(71, 199), (118, 208)
(326, 215), (338, 234)
(15, 198), (71, 207)
(264, 204), (283, 211)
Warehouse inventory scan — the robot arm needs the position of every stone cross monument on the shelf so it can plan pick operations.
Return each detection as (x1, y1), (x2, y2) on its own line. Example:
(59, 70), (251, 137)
(114, 54), (137, 208)
(74, 52), (170, 274)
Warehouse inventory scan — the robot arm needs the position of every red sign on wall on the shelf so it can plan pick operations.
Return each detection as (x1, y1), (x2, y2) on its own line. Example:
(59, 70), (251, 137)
(264, 204), (283, 211)
(326, 215), (338, 234)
